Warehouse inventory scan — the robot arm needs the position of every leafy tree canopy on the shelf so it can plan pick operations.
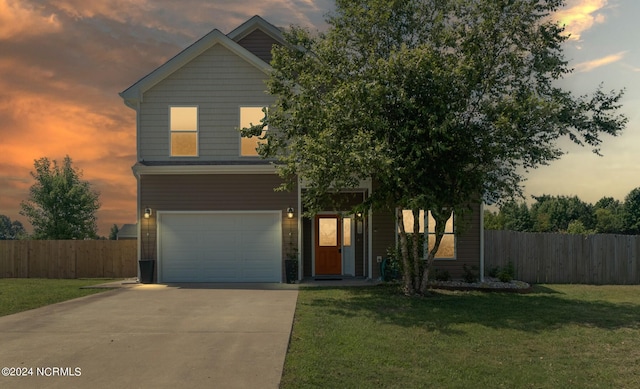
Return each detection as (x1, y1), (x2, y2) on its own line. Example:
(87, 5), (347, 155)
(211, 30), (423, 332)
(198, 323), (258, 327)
(20, 156), (101, 240)
(623, 188), (640, 234)
(530, 194), (594, 232)
(0, 215), (27, 240)
(109, 224), (119, 240)
(593, 197), (624, 234)
(245, 0), (627, 294)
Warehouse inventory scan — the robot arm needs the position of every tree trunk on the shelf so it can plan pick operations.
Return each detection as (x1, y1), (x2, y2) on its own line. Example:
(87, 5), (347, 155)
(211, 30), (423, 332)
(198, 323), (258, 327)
(411, 208), (421, 292)
(419, 209), (451, 294)
(396, 207), (415, 295)
(419, 231), (444, 294)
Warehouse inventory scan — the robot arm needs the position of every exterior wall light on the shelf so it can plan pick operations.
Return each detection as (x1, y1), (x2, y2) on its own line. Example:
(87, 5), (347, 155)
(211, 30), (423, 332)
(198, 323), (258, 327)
(287, 207), (294, 219)
(144, 208), (152, 219)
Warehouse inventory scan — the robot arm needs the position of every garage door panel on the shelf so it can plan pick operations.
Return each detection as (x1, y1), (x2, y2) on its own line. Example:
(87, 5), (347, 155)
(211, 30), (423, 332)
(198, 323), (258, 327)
(245, 233), (277, 248)
(159, 212), (282, 282)
(203, 233), (241, 249)
(201, 261), (239, 280)
(242, 250), (274, 262)
(245, 264), (279, 277)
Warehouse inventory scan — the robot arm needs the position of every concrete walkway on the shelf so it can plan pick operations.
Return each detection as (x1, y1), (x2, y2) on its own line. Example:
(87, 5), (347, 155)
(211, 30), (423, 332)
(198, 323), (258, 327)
(0, 283), (298, 389)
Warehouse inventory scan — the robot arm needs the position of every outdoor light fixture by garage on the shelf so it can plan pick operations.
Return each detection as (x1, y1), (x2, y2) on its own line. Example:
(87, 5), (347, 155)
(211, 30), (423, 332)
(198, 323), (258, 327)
(287, 207), (294, 219)
(144, 208), (152, 219)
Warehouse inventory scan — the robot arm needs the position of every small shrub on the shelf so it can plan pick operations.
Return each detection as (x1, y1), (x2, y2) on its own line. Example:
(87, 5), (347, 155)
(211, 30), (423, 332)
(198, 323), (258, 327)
(383, 246), (403, 281)
(488, 262), (515, 283)
(497, 269), (513, 283)
(462, 264), (478, 283)
(496, 262), (515, 283)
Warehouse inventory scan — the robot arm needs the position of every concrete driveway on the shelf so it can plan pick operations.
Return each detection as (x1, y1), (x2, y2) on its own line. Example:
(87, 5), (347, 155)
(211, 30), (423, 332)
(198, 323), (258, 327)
(0, 283), (298, 389)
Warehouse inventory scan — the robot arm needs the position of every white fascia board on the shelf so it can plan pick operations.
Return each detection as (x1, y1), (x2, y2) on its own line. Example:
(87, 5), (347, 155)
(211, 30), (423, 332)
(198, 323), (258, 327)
(132, 163), (278, 177)
(119, 29), (272, 106)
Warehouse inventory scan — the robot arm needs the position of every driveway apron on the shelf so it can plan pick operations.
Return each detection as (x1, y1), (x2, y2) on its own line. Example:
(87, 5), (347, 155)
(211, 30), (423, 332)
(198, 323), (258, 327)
(0, 284), (299, 389)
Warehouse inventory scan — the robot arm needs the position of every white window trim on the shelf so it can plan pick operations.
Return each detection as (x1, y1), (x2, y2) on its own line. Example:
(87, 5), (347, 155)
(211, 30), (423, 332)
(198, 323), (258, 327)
(397, 209), (457, 260)
(428, 211), (456, 261)
(169, 105), (199, 157)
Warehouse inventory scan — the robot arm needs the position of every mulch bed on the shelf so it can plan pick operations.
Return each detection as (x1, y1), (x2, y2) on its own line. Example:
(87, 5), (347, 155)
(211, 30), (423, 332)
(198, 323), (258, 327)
(428, 278), (534, 294)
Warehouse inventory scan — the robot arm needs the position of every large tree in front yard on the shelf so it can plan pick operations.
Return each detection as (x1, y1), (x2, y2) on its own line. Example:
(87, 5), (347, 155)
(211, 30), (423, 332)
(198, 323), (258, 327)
(244, 0), (627, 295)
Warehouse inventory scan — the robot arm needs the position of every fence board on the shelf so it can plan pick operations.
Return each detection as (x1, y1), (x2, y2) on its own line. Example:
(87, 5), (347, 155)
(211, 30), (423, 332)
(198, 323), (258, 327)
(485, 230), (640, 285)
(0, 240), (137, 279)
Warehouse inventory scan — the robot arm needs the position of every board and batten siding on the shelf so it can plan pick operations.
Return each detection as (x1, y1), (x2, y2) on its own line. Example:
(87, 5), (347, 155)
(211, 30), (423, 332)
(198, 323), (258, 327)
(139, 174), (298, 264)
(139, 44), (274, 161)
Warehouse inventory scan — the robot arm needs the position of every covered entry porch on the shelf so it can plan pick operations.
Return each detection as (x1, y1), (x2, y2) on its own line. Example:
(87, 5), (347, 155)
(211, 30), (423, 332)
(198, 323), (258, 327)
(298, 190), (372, 280)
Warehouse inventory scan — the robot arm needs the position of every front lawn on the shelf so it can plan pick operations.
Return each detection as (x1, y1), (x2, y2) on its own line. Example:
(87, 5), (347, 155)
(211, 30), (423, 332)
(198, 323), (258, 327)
(0, 278), (114, 317)
(281, 284), (640, 388)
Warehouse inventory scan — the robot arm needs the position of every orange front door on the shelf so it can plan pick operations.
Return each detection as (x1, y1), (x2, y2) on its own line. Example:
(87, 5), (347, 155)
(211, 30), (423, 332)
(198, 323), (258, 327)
(315, 215), (342, 275)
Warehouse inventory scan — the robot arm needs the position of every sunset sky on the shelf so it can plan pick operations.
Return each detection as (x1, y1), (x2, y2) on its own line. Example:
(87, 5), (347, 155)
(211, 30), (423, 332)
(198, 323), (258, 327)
(1, 0), (638, 236)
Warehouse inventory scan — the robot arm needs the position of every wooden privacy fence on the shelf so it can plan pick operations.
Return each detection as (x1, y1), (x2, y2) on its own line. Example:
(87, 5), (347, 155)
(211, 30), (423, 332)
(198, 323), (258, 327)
(484, 230), (640, 284)
(0, 240), (138, 279)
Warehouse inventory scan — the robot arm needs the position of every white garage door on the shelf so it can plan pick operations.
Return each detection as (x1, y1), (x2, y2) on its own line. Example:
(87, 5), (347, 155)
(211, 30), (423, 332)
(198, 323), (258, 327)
(158, 211), (282, 282)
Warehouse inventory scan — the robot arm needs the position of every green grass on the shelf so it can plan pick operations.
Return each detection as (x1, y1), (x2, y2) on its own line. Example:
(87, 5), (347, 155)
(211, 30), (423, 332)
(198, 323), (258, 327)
(281, 284), (640, 388)
(0, 278), (115, 317)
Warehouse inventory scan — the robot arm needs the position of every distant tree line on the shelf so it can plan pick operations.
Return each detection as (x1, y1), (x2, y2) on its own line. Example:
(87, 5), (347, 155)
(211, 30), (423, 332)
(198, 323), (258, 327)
(484, 187), (640, 235)
(0, 215), (26, 240)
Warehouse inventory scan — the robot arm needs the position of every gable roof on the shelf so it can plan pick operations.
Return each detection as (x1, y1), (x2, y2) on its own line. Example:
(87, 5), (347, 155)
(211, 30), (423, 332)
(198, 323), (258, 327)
(120, 16), (285, 108)
(227, 15), (286, 44)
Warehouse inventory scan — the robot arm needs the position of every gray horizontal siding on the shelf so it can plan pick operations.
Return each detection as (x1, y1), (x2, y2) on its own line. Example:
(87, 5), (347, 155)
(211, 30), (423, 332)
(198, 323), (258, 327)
(139, 44), (274, 161)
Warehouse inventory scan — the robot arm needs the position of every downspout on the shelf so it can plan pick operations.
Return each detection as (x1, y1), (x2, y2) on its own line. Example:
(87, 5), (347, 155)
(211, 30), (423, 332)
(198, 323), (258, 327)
(297, 176), (302, 281)
(361, 190), (366, 279)
(366, 181), (373, 280)
(368, 207), (373, 280)
(480, 202), (485, 282)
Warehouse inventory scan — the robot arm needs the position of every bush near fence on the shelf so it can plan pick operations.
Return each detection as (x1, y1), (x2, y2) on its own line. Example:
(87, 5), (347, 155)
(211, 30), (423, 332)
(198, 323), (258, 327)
(0, 240), (137, 279)
(484, 230), (640, 285)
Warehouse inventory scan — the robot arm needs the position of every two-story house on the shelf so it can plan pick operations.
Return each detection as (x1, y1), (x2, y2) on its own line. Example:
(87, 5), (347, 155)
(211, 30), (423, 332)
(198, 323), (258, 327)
(120, 15), (483, 283)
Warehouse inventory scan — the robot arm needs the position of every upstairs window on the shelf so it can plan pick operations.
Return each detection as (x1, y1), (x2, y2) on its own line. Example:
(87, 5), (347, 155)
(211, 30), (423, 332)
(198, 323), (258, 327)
(400, 209), (456, 259)
(240, 106), (268, 156)
(170, 106), (198, 157)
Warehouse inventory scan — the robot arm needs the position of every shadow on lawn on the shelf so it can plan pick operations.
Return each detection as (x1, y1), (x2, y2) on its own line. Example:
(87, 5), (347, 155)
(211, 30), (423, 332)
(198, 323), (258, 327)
(302, 284), (640, 334)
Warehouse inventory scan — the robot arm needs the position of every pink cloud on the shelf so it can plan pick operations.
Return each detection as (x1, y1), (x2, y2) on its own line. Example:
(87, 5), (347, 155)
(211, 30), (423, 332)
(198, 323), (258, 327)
(574, 51), (628, 73)
(555, 0), (608, 41)
(0, 0), (61, 40)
